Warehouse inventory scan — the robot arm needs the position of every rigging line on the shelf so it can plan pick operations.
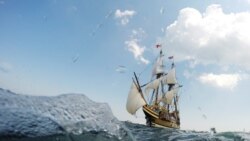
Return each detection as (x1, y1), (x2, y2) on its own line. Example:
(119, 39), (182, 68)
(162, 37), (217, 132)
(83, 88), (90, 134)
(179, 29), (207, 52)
(138, 62), (153, 78)
(138, 44), (168, 78)
(149, 90), (155, 105)
(141, 73), (168, 87)
(138, 56), (158, 78)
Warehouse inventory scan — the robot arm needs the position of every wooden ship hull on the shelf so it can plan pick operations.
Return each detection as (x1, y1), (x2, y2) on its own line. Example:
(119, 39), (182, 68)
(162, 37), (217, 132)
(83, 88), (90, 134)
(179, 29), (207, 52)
(143, 105), (180, 129)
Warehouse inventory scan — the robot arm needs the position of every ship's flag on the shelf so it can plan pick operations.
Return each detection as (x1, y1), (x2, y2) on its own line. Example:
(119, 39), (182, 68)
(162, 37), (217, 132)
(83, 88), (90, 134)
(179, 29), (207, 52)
(168, 56), (174, 59)
(156, 44), (161, 48)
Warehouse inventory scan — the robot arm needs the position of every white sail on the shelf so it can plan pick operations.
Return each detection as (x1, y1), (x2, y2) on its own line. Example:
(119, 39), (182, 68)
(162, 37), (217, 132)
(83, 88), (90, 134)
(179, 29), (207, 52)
(162, 90), (175, 105)
(173, 86), (179, 94)
(144, 78), (160, 97)
(152, 55), (164, 76)
(126, 82), (146, 115)
(162, 68), (177, 84)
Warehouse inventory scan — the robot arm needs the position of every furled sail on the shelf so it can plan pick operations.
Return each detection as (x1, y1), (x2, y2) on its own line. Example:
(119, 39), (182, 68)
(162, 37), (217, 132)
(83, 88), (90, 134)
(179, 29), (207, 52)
(126, 82), (146, 115)
(162, 68), (177, 84)
(144, 78), (161, 97)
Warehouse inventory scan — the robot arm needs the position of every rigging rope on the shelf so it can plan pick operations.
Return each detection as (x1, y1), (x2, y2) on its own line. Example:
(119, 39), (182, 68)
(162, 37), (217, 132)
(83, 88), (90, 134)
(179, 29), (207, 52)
(138, 56), (158, 78)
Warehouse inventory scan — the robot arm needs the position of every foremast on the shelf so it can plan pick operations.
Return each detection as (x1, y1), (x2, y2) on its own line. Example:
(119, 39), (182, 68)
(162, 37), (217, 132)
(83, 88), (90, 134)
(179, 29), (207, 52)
(126, 73), (147, 115)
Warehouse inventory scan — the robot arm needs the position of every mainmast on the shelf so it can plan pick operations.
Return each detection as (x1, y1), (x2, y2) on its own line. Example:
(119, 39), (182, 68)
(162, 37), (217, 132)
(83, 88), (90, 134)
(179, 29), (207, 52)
(146, 46), (180, 118)
(152, 49), (165, 106)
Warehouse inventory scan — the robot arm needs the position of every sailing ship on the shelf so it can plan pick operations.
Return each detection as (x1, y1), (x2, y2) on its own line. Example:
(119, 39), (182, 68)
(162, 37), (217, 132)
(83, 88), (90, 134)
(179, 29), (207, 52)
(126, 47), (182, 128)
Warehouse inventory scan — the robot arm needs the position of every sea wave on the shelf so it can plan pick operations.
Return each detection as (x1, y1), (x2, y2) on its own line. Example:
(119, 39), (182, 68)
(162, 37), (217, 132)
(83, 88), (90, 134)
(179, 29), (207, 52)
(0, 88), (249, 141)
(124, 121), (250, 141)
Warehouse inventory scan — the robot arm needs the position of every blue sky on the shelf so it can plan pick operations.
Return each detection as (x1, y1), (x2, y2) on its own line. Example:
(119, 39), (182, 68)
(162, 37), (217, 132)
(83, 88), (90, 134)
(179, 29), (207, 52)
(1, 0), (250, 132)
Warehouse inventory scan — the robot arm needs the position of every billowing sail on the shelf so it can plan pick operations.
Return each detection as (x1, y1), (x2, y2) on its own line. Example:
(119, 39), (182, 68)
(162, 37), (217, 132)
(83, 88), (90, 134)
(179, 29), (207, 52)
(163, 90), (175, 104)
(152, 55), (164, 76)
(162, 68), (177, 84)
(144, 78), (160, 96)
(161, 86), (180, 105)
(126, 82), (146, 115)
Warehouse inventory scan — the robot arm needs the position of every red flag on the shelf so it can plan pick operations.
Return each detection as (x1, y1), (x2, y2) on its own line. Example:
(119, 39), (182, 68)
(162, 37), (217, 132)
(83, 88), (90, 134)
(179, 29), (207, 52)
(156, 44), (161, 48)
(168, 56), (174, 59)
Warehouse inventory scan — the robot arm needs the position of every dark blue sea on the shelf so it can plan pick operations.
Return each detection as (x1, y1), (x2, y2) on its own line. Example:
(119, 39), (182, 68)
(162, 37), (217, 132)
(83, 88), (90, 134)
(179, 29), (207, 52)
(1, 121), (249, 141)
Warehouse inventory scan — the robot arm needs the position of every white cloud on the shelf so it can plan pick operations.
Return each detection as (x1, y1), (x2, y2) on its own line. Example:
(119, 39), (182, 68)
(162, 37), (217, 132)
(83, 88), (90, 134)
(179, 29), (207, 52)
(125, 39), (149, 64)
(199, 73), (241, 89)
(161, 4), (250, 69)
(140, 57), (149, 65)
(115, 9), (136, 25)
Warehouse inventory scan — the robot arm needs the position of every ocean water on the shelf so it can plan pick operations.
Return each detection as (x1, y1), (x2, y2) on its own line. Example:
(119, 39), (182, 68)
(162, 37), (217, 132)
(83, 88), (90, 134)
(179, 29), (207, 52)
(124, 122), (250, 141)
(1, 89), (249, 141)
(1, 121), (249, 141)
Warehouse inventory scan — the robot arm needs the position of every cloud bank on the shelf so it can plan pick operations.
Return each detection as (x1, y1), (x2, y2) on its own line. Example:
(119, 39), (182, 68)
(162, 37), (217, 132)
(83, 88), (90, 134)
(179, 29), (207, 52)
(161, 4), (250, 69)
(115, 9), (136, 25)
(199, 73), (241, 89)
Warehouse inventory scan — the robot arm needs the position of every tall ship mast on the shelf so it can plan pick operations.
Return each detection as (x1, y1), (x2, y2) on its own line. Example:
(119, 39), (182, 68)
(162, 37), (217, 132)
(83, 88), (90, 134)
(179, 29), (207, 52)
(126, 47), (182, 128)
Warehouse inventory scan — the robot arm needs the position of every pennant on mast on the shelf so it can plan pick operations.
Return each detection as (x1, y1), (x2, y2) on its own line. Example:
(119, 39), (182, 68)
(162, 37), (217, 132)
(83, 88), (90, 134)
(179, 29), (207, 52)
(168, 56), (174, 59)
(156, 44), (161, 48)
